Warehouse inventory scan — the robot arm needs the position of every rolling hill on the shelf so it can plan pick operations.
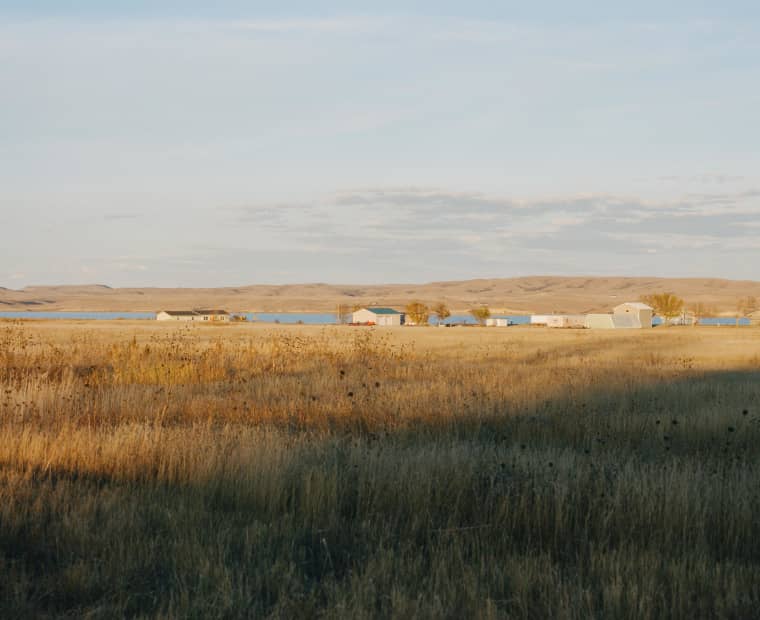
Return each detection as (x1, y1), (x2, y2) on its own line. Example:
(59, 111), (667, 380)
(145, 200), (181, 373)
(1, 277), (758, 315)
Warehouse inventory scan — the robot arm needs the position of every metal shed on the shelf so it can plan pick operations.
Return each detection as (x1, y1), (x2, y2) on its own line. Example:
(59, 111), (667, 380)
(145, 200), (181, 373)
(351, 307), (405, 326)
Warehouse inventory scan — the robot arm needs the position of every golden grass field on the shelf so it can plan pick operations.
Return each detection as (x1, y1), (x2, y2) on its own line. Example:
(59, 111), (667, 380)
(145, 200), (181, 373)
(2, 320), (759, 618)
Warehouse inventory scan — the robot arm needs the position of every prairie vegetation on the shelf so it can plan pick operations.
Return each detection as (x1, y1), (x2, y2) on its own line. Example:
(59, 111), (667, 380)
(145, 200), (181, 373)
(1, 321), (759, 618)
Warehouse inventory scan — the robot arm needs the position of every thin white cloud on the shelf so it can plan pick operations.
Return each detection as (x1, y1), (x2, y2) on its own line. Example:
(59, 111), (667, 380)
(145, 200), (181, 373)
(219, 17), (382, 34)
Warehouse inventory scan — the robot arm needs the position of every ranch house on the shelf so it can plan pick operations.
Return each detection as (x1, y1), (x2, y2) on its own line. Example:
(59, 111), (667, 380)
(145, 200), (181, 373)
(157, 310), (230, 322)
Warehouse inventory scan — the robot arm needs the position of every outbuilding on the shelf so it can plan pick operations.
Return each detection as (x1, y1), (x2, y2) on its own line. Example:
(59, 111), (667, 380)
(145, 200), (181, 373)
(195, 310), (230, 323)
(156, 310), (230, 322)
(157, 310), (200, 322)
(546, 314), (587, 328)
(585, 313), (640, 329)
(351, 307), (405, 326)
(613, 302), (653, 328)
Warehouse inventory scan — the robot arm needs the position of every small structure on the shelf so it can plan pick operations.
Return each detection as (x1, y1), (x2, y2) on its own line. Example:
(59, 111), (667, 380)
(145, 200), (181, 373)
(585, 302), (653, 329)
(351, 307), (405, 326)
(485, 318), (509, 327)
(613, 302), (653, 328)
(545, 315), (587, 329)
(530, 314), (585, 328)
(157, 310), (230, 322)
(585, 313), (640, 329)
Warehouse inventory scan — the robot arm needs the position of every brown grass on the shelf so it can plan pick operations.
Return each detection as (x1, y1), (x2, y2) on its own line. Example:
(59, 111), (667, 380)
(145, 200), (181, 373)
(3, 275), (760, 313)
(1, 320), (759, 618)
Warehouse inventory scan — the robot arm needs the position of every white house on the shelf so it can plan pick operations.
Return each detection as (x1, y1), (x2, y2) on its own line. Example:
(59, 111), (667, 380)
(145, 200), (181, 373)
(157, 310), (230, 322)
(485, 318), (510, 327)
(351, 307), (405, 326)
(195, 309), (230, 322)
(157, 311), (199, 322)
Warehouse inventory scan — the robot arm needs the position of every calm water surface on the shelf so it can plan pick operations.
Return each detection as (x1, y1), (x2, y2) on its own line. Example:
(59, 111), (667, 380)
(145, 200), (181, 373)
(0, 311), (750, 326)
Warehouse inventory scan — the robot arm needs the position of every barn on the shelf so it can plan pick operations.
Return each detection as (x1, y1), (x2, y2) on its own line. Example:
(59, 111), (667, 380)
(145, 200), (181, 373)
(351, 307), (405, 326)
(613, 302), (653, 328)
(585, 302), (653, 329)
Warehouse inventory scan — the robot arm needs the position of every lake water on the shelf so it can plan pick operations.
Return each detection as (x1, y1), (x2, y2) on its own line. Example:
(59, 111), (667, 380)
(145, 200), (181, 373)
(0, 311), (750, 326)
(243, 313), (532, 325)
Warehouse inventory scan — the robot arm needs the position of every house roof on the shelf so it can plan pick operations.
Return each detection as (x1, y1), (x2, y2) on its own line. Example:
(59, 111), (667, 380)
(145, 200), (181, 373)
(614, 302), (653, 310)
(159, 309), (229, 316)
(361, 307), (402, 315)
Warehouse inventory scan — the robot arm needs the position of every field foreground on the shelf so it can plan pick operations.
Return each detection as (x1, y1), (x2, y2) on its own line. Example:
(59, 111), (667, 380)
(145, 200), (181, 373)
(1, 321), (760, 618)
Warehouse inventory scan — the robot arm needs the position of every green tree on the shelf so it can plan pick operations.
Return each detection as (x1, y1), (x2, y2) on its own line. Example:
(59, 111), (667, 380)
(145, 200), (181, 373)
(642, 293), (684, 326)
(469, 306), (491, 326)
(431, 302), (451, 326)
(405, 302), (430, 326)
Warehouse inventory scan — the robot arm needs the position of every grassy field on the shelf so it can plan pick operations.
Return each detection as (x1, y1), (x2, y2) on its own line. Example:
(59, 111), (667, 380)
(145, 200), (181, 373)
(1, 321), (759, 618)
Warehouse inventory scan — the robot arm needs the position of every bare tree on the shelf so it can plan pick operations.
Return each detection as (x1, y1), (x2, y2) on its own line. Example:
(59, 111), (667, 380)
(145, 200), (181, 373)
(736, 296), (758, 327)
(405, 302), (430, 326)
(642, 293), (684, 326)
(469, 306), (491, 326)
(336, 304), (352, 325)
(431, 302), (451, 326)
(687, 301), (708, 326)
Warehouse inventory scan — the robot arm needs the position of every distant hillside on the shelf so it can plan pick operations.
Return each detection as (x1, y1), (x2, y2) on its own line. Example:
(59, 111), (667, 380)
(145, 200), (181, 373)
(1, 277), (759, 315)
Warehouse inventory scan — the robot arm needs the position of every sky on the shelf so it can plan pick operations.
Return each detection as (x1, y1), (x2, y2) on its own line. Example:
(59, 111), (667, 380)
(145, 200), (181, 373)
(2, 1), (759, 287)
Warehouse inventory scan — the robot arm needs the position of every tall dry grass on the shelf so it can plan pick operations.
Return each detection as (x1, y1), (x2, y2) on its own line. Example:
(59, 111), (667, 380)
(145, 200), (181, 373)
(1, 320), (759, 618)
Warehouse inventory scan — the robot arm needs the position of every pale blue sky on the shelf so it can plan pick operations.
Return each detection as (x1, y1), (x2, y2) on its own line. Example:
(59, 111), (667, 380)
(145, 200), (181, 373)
(2, 2), (759, 286)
